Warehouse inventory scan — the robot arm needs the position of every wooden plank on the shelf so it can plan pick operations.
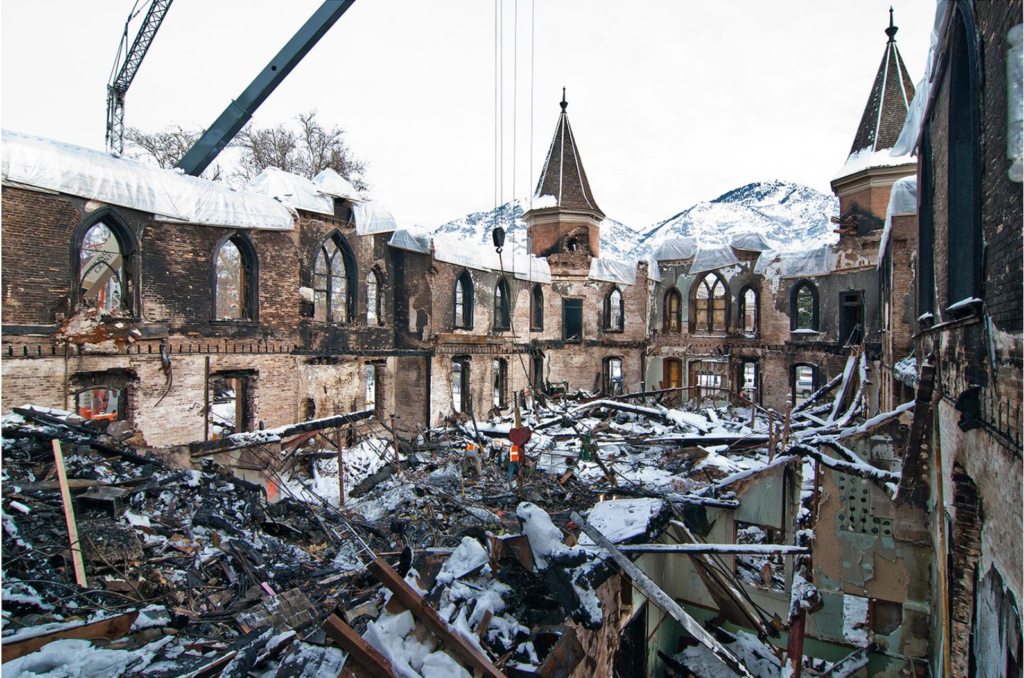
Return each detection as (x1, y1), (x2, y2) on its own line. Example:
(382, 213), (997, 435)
(1, 611), (138, 663)
(569, 511), (754, 678)
(617, 544), (810, 555)
(366, 557), (505, 678)
(322, 614), (395, 678)
(51, 439), (86, 588)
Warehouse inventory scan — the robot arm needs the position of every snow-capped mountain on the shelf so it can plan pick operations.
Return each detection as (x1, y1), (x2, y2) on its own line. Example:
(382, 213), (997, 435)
(431, 180), (839, 262)
(640, 180), (839, 253)
(431, 198), (643, 261)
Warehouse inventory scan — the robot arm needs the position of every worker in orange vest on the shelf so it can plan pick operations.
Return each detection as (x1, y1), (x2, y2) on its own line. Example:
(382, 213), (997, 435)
(462, 442), (482, 477)
(507, 444), (521, 482)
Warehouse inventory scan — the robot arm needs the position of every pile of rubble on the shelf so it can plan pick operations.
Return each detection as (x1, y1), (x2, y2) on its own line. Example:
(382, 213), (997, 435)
(1, 355), (908, 677)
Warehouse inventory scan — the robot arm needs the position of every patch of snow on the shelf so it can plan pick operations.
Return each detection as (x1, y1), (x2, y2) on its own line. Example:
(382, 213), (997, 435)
(834, 146), (915, 181)
(843, 595), (870, 647)
(579, 498), (663, 545)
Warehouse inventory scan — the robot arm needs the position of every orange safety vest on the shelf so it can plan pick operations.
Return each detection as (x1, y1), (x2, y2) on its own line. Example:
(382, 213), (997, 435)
(510, 445), (520, 462)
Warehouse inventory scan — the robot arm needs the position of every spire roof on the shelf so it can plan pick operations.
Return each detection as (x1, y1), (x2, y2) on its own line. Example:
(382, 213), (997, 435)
(847, 9), (916, 158)
(532, 91), (604, 217)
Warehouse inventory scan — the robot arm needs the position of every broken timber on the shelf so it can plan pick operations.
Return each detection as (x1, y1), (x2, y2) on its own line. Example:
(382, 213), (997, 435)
(52, 439), (87, 588)
(322, 614), (394, 678)
(569, 511), (755, 678)
(616, 544), (810, 555)
(1, 611), (138, 663)
(189, 411), (374, 455)
(366, 557), (506, 678)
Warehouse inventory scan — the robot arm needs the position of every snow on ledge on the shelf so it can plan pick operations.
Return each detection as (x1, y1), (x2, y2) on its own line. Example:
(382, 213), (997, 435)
(833, 146), (916, 182)
(2, 129), (295, 230)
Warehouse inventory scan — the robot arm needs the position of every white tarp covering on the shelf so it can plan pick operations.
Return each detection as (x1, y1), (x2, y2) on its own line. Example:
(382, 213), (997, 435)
(652, 237), (698, 262)
(388, 228), (431, 254)
(647, 258), (663, 282)
(588, 257), (637, 286)
(777, 244), (835, 277)
(878, 176), (918, 266)
(510, 253), (552, 284)
(313, 168), (361, 200)
(892, 0), (950, 157)
(432, 233), (500, 272)
(353, 202), (398, 235)
(1, 130), (295, 230)
(690, 245), (740, 274)
(730, 231), (772, 252)
(1008, 24), (1023, 182)
(753, 249), (780, 275)
(247, 167), (334, 216)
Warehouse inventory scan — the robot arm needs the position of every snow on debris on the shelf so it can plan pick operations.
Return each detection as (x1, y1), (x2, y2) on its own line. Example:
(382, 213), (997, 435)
(833, 146), (915, 182)
(579, 497), (664, 545)
(673, 628), (782, 678)
(364, 609), (472, 678)
(894, 356), (918, 387)
(516, 502), (587, 569)
(3, 637), (171, 678)
(2, 129), (295, 231)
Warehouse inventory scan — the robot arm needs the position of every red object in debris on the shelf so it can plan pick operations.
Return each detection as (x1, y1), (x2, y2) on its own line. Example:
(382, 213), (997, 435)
(566, 521), (577, 531)
(509, 427), (532, 447)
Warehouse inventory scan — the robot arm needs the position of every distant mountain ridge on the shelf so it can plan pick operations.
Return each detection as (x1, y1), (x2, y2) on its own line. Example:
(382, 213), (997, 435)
(431, 180), (839, 261)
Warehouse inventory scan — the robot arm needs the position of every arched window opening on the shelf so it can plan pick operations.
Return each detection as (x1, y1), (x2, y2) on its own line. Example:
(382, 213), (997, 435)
(791, 281), (819, 331)
(792, 364), (819, 406)
(664, 289), (682, 333)
(946, 5), (983, 309)
(692, 273), (727, 333)
(366, 271), (381, 325)
(604, 357), (624, 395)
(313, 235), (354, 323)
(214, 234), (257, 321)
(739, 286), (758, 336)
(494, 277), (511, 330)
(605, 287), (624, 331)
(530, 285), (544, 331)
(76, 387), (123, 421)
(77, 219), (134, 315)
(454, 271), (474, 329)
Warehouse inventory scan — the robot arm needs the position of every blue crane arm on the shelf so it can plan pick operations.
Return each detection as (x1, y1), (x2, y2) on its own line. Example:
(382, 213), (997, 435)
(176, 0), (355, 177)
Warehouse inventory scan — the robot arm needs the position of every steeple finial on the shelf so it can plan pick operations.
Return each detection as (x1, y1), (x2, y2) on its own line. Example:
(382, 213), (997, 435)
(885, 7), (898, 42)
(560, 87), (567, 111)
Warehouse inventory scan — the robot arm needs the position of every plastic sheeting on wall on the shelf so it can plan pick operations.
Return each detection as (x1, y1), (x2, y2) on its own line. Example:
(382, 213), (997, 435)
(730, 232), (773, 252)
(247, 167), (334, 216)
(877, 176), (918, 267)
(353, 202), (398, 235)
(891, 0), (949, 157)
(388, 229), (431, 254)
(776, 244), (836, 277)
(588, 257), (637, 286)
(1, 130), (296, 230)
(313, 168), (361, 200)
(690, 245), (740, 274)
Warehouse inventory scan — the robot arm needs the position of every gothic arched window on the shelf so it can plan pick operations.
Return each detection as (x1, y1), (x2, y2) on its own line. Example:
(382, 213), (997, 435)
(664, 288), (682, 333)
(494, 277), (511, 331)
(74, 211), (136, 316)
(691, 272), (727, 333)
(214, 233), (258, 321)
(605, 287), (624, 331)
(791, 280), (819, 331)
(313, 233), (356, 323)
(454, 270), (474, 329)
(739, 285), (758, 336)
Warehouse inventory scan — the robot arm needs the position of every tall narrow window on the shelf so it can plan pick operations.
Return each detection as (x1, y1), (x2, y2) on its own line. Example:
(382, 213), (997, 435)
(664, 289), (682, 332)
(918, 120), (936, 320)
(494, 277), (511, 330)
(314, 235), (354, 323)
(663, 357), (683, 389)
(791, 281), (819, 331)
(563, 299), (583, 342)
(454, 270), (474, 329)
(605, 358), (624, 395)
(530, 285), (544, 331)
(492, 358), (508, 408)
(605, 287), (624, 331)
(840, 292), (864, 345)
(532, 354), (545, 391)
(689, 360), (725, 401)
(214, 234), (257, 321)
(365, 364), (377, 412)
(793, 364), (818, 406)
(739, 361), (758, 404)
(366, 271), (381, 325)
(946, 6), (983, 309)
(76, 215), (135, 315)
(452, 358), (470, 413)
(208, 374), (252, 438)
(691, 273), (727, 333)
(739, 286), (758, 336)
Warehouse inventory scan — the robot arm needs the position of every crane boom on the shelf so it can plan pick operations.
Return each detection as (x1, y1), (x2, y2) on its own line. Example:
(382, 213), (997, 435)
(176, 0), (355, 177)
(106, 0), (174, 154)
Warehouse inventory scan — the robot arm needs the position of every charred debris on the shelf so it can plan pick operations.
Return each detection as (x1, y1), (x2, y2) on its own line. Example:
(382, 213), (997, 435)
(1, 355), (915, 677)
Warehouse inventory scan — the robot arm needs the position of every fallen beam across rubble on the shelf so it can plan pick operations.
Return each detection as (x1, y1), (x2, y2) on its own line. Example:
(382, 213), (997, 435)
(569, 511), (755, 678)
(188, 410), (374, 455)
(616, 544), (810, 555)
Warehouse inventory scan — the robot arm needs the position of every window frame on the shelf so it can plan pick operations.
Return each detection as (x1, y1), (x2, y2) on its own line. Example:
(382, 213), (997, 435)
(454, 270), (475, 329)
(72, 208), (138, 317)
(604, 356), (624, 395)
(366, 269), (383, 326)
(311, 231), (357, 324)
(212, 231), (259, 322)
(452, 356), (471, 413)
(738, 285), (759, 337)
(493, 277), (511, 331)
(604, 286), (625, 332)
(562, 298), (584, 343)
(791, 363), (820, 406)
(790, 279), (820, 332)
(690, 271), (729, 334)
(530, 284), (544, 331)
(492, 357), (509, 409)
(738, 359), (759, 405)
(664, 288), (682, 333)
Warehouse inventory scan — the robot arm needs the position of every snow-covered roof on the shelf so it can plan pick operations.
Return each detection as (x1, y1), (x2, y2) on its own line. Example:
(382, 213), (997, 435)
(652, 237), (698, 262)
(729, 231), (772, 252)
(691, 245), (740, 274)
(877, 175), (918, 266)
(388, 228), (432, 254)
(352, 202), (398, 236)
(764, 244), (836, 278)
(428, 233), (552, 283)
(1, 130), (295, 230)
(247, 167), (334, 216)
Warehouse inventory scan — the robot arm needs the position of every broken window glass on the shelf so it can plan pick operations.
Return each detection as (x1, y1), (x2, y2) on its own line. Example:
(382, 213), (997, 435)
(79, 222), (124, 314)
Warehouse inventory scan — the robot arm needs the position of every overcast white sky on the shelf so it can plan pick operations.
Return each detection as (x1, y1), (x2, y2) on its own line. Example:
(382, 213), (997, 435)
(1, 1), (935, 229)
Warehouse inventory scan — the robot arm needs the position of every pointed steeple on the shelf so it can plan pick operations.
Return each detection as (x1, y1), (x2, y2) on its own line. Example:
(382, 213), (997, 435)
(847, 9), (916, 157)
(533, 90), (604, 218)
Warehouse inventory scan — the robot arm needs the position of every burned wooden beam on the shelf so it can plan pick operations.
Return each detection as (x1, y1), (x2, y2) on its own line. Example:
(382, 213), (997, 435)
(322, 614), (395, 678)
(569, 511), (755, 678)
(366, 557), (506, 678)
(189, 410), (374, 455)
(1, 610), (138, 663)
